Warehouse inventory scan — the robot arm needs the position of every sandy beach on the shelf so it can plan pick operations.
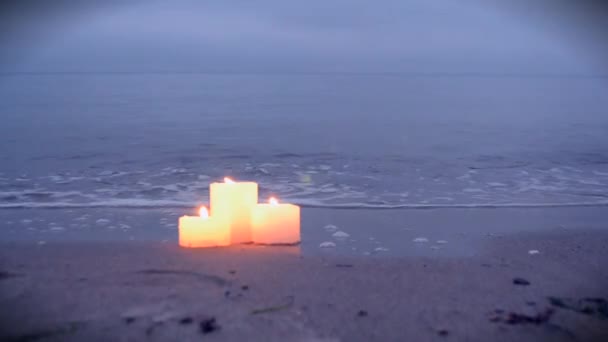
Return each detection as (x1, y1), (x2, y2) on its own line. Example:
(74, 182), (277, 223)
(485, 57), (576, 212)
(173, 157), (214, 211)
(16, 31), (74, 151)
(1, 207), (608, 341)
(3, 1), (608, 339)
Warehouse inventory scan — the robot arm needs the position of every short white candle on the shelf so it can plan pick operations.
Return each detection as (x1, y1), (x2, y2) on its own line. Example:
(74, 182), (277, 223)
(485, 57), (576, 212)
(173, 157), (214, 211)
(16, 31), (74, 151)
(179, 206), (230, 248)
(252, 197), (300, 245)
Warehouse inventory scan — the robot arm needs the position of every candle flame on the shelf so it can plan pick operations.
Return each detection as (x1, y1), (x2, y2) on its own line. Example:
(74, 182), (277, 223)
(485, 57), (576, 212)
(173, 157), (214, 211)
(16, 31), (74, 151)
(199, 206), (209, 218)
(224, 177), (235, 184)
(269, 197), (279, 205)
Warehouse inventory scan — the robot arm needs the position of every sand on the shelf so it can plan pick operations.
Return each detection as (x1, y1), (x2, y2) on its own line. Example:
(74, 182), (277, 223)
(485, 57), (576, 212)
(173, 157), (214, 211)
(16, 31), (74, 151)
(1, 207), (608, 341)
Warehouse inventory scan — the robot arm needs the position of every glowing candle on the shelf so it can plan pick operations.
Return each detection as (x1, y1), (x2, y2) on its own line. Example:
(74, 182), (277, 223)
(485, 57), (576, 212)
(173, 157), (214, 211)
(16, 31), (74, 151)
(252, 197), (300, 245)
(210, 177), (258, 244)
(179, 206), (230, 248)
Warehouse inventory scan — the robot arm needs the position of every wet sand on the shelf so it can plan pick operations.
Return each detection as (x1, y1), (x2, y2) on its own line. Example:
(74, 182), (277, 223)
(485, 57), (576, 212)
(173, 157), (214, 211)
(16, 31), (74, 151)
(1, 207), (608, 341)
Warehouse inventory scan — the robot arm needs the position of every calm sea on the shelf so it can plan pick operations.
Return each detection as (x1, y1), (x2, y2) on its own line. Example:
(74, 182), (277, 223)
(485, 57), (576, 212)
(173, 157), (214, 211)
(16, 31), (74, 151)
(1, 73), (608, 209)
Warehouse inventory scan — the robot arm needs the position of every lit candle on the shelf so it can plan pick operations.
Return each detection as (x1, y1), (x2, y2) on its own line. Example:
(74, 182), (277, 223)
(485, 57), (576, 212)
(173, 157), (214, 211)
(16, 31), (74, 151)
(179, 206), (230, 248)
(251, 197), (300, 245)
(210, 177), (258, 244)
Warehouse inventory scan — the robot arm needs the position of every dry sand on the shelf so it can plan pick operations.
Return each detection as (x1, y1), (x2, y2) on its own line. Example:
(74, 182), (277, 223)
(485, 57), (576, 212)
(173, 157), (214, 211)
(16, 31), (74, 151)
(1, 207), (608, 341)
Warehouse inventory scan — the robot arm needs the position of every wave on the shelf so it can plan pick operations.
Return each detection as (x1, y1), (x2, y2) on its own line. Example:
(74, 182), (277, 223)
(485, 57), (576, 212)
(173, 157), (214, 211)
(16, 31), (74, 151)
(1, 199), (607, 210)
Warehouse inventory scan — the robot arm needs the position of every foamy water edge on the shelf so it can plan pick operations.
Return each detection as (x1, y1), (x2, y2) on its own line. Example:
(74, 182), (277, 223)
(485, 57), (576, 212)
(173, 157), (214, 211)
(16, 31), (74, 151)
(1, 199), (607, 210)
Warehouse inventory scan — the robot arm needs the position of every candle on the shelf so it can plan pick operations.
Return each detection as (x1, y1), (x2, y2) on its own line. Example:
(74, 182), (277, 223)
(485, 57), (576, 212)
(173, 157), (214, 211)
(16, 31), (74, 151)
(210, 177), (258, 244)
(179, 206), (230, 248)
(252, 197), (300, 245)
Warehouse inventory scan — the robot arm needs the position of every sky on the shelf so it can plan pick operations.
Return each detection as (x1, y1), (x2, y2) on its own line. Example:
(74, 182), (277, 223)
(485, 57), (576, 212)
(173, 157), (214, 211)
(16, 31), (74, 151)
(1, 0), (606, 74)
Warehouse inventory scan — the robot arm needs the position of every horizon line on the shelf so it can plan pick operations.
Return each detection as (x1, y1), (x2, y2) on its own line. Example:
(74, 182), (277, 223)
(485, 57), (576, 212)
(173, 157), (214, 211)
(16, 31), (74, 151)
(1, 70), (608, 79)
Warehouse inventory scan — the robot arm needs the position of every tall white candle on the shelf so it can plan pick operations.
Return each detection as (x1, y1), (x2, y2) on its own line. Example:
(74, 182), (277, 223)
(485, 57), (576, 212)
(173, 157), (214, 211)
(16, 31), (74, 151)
(210, 177), (258, 244)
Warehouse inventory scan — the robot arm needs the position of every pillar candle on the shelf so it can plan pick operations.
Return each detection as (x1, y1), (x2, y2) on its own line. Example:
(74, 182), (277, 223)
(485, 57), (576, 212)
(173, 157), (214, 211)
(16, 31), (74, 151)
(210, 177), (258, 244)
(179, 206), (230, 248)
(252, 197), (300, 245)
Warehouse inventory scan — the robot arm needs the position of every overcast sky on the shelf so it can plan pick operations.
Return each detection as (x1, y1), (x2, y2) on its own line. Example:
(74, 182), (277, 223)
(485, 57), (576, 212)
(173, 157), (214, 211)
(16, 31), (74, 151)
(1, 0), (604, 74)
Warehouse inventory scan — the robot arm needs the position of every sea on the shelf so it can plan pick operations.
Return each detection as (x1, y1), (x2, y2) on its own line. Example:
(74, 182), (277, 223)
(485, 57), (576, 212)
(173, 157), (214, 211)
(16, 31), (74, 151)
(1, 72), (608, 210)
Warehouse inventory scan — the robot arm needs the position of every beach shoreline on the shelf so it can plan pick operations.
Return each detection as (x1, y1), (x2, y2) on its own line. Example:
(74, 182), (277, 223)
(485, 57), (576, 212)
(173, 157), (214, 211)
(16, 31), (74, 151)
(2, 205), (608, 256)
(1, 207), (608, 341)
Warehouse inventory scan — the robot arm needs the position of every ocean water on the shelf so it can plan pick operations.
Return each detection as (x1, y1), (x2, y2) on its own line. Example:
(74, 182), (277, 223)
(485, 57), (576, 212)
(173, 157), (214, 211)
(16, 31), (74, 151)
(1, 73), (608, 209)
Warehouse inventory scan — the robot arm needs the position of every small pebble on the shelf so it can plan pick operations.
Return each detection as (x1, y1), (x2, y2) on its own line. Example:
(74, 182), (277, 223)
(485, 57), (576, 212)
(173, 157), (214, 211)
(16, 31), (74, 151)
(513, 278), (530, 286)
(436, 240), (448, 244)
(413, 237), (429, 243)
(199, 318), (220, 334)
(528, 250), (540, 255)
(179, 317), (193, 325)
(319, 241), (336, 248)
